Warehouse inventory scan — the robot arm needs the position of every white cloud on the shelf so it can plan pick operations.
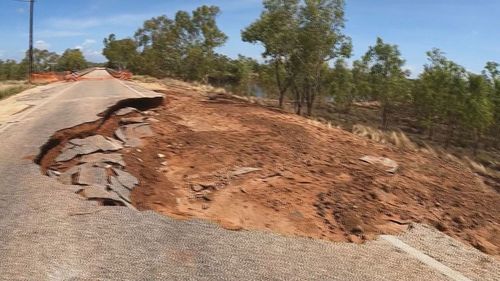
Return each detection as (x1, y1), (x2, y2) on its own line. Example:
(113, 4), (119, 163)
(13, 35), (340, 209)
(74, 39), (103, 62)
(34, 40), (50, 50)
(0, 50), (4, 58)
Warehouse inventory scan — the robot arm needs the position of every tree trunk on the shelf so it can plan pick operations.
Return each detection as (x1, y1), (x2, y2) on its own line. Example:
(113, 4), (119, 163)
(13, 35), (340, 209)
(381, 105), (388, 129)
(274, 61), (285, 108)
(293, 84), (301, 115)
(445, 123), (455, 148)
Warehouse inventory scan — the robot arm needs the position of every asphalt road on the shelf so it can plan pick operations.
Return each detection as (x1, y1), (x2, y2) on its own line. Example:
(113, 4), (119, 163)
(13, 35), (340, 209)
(0, 70), (497, 280)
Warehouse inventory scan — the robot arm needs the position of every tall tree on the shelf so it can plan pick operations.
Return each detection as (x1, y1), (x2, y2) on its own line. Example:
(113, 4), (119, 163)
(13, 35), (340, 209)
(330, 59), (355, 112)
(361, 37), (409, 128)
(242, 0), (300, 107)
(413, 49), (469, 145)
(134, 5), (227, 81)
(243, 0), (351, 114)
(103, 34), (139, 70)
(57, 49), (87, 71)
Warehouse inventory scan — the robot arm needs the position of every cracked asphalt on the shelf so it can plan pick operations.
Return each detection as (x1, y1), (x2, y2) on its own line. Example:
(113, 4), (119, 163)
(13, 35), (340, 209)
(0, 69), (497, 280)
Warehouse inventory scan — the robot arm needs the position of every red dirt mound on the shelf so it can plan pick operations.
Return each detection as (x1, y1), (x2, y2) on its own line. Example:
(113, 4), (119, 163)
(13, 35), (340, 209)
(123, 85), (499, 256)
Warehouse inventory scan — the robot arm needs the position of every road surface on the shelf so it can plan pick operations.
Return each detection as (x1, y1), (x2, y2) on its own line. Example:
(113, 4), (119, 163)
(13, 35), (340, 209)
(0, 70), (497, 280)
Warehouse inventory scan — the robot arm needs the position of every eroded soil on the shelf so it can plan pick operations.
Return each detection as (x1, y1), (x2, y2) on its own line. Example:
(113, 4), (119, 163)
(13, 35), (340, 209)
(39, 83), (500, 256)
(123, 86), (499, 255)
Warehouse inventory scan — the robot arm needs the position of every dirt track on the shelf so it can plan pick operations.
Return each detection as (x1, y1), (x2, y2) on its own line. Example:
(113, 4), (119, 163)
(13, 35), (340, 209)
(113, 85), (497, 256)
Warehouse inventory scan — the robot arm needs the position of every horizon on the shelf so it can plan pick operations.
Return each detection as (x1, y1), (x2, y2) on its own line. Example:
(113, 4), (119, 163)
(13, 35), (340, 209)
(0, 0), (499, 76)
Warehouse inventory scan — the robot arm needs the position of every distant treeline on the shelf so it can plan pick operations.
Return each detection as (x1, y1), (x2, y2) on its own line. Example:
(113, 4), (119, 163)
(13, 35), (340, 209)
(0, 48), (101, 80)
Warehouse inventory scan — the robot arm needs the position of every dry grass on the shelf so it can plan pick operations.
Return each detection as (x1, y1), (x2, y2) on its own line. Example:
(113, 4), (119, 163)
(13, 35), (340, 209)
(352, 124), (417, 150)
(0, 84), (31, 100)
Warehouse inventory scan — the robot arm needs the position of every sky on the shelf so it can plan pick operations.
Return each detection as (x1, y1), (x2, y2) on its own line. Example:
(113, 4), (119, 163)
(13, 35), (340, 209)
(0, 0), (499, 76)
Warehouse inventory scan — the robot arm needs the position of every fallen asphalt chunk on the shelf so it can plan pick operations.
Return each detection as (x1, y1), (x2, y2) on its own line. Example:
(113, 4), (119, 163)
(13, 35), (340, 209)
(80, 152), (126, 167)
(112, 168), (138, 190)
(115, 107), (139, 116)
(75, 163), (108, 187)
(108, 176), (131, 203)
(120, 116), (147, 125)
(359, 155), (399, 173)
(57, 165), (81, 185)
(77, 186), (123, 202)
(56, 135), (123, 162)
(115, 123), (153, 147)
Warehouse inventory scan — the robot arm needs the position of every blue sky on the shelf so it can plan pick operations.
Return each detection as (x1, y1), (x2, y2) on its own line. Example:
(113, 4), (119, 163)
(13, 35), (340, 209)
(0, 0), (498, 76)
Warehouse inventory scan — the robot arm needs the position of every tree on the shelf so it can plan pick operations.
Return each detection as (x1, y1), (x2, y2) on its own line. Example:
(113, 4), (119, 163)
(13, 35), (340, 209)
(134, 5), (227, 81)
(103, 34), (139, 70)
(57, 49), (87, 71)
(482, 61), (500, 146)
(361, 37), (409, 128)
(330, 59), (355, 112)
(0, 59), (25, 80)
(464, 73), (493, 152)
(242, 0), (300, 107)
(243, 0), (351, 115)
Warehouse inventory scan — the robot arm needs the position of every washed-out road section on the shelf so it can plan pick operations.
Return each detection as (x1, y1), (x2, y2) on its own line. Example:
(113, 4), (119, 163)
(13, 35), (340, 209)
(0, 70), (497, 280)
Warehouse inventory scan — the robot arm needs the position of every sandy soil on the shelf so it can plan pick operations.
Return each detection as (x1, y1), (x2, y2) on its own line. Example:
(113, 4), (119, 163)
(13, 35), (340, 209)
(40, 82), (500, 256)
(117, 85), (498, 255)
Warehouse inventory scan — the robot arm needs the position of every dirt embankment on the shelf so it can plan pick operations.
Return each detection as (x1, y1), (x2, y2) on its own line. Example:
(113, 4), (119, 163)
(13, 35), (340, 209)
(117, 85), (498, 255)
(38, 81), (500, 255)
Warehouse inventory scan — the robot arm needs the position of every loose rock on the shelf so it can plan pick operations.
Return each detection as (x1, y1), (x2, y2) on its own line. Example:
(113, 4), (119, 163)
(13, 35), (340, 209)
(230, 167), (262, 177)
(359, 155), (399, 173)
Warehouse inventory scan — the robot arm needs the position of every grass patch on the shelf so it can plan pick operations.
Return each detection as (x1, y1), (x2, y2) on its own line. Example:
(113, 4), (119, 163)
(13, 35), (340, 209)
(0, 85), (31, 100)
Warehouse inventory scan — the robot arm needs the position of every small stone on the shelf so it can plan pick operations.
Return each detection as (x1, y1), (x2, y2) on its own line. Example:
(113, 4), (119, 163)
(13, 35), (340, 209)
(202, 204), (209, 210)
(157, 153), (165, 158)
(136, 149), (142, 152)
(351, 225), (364, 234)
(229, 167), (262, 177)
(359, 155), (399, 173)
(46, 169), (61, 178)
(191, 184), (204, 192)
(161, 161), (168, 166)
(453, 216), (466, 225)
(240, 187), (247, 193)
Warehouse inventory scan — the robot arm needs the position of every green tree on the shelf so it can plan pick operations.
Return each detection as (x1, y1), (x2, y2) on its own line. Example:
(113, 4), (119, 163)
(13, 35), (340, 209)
(243, 0), (351, 115)
(134, 5), (227, 81)
(482, 61), (500, 146)
(464, 73), (493, 152)
(103, 34), (139, 70)
(57, 49), (87, 71)
(413, 49), (469, 145)
(361, 37), (409, 128)
(330, 59), (355, 112)
(0, 59), (25, 80)
(242, 0), (300, 107)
